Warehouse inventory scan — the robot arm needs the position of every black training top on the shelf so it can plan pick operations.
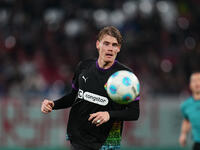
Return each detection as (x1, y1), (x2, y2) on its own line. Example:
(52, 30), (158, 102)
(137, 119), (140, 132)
(53, 59), (140, 150)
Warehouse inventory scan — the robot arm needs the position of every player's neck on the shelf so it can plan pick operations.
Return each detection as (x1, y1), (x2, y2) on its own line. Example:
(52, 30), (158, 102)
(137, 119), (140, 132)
(193, 93), (200, 100)
(97, 59), (114, 69)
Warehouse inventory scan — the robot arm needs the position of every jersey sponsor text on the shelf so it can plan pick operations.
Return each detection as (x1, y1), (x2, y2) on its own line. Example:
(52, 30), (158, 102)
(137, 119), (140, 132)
(78, 89), (108, 106)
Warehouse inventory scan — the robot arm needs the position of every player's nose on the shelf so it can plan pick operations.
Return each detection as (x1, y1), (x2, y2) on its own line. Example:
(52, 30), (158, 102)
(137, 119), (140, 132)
(107, 46), (114, 52)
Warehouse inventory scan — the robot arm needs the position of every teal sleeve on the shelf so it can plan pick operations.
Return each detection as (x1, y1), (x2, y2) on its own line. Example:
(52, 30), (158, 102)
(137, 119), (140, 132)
(180, 103), (188, 120)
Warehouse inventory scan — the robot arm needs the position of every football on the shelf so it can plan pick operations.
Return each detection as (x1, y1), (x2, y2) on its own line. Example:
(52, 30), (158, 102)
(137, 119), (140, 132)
(105, 70), (140, 104)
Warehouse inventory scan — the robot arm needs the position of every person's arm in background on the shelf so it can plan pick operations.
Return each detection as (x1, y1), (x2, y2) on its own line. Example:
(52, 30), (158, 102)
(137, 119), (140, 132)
(179, 119), (191, 147)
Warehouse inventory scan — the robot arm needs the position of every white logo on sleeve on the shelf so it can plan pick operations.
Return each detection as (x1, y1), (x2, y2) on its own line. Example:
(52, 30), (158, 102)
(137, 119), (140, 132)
(78, 89), (84, 99)
(78, 89), (108, 106)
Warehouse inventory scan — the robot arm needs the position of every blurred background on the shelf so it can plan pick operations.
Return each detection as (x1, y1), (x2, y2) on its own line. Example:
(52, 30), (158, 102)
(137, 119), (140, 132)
(0, 0), (200, 149)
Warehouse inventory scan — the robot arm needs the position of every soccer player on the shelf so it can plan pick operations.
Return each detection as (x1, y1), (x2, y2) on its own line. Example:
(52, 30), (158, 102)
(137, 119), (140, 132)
(41, 26), (140, 150)
(179, 71), (200, 150)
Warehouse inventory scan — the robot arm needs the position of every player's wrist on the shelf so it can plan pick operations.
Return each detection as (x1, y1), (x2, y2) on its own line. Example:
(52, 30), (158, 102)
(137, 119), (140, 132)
(52, 101), (55, 108)
(105, 111), (110, 120)
(52, 101), (56, 109)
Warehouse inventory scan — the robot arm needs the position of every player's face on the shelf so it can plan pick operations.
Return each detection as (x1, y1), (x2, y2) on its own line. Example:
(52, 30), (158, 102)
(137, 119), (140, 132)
(96, 34), (121, 63)
(190, 73), (200, 94)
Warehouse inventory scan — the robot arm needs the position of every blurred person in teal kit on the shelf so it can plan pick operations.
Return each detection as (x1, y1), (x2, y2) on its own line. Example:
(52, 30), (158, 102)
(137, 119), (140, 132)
(179, 71), (200, 150)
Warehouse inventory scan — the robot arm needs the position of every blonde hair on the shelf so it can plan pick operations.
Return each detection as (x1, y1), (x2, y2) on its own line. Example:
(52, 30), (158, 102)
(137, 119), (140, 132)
(97, 26), (122, 45)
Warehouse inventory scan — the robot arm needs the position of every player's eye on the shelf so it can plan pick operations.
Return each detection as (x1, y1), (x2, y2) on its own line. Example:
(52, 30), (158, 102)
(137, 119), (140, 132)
(112, 43), (118, 47)
(103, 41), (109, 46)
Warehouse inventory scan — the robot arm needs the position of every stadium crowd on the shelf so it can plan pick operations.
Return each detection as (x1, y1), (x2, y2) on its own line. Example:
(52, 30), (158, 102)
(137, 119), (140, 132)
(0, 0), (200, 100)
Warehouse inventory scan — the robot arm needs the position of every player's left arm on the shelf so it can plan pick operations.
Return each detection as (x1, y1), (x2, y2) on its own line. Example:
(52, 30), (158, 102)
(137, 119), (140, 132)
(108, 100), (140, 121)
(88, 100), (139, 126)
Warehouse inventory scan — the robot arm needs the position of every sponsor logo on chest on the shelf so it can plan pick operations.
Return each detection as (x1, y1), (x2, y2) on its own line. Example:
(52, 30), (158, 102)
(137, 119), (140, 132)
(78, 89), (108, 106)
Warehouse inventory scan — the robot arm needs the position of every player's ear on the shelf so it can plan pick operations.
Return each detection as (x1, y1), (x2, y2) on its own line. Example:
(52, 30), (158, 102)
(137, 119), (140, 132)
(96, 40), (100, 50)
(117, 45), (121, 53)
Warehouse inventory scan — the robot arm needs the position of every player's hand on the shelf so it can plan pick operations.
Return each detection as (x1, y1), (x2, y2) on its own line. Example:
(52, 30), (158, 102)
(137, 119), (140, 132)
(41, 99), (54, 114)
(88, 111), (110, 127)
(179, 133), (187, 147)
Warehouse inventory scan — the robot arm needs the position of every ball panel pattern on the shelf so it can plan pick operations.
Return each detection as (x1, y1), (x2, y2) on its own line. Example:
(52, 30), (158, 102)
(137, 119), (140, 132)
(122, 77), (131, 86)
(109, 85), (117, 94)
(122, 93), (133, 101)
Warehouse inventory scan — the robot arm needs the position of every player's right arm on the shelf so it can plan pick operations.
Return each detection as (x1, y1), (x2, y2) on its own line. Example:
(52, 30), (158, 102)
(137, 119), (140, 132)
(52, 88), (78, 110)
(179, 119), (191, 147)
(41, 88), (78, 114)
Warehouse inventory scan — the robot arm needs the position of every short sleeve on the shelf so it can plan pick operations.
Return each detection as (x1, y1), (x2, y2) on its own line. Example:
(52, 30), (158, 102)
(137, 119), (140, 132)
(72, 61), (82, 90)
(180, 102), (189, 120)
